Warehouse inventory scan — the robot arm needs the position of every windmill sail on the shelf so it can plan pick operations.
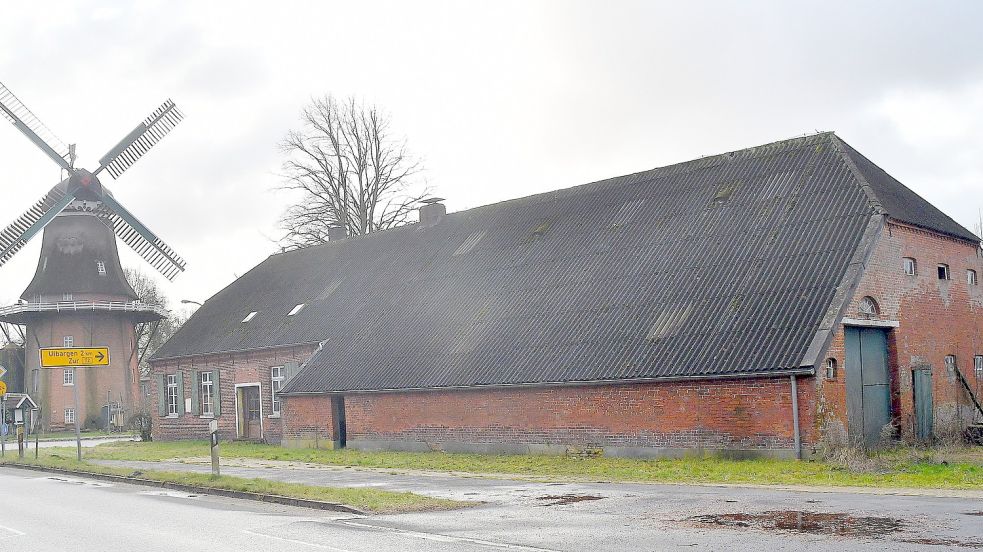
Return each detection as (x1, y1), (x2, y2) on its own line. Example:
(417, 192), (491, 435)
(0, 188), (74, 267)
(97, 192), (186, 280)
(96, 99), (184, 179)
(0, 81), (73, 170)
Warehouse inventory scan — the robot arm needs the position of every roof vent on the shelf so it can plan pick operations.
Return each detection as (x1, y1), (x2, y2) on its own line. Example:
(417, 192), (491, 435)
(327, 226), (348, 241)
(419, 198), (446, 227)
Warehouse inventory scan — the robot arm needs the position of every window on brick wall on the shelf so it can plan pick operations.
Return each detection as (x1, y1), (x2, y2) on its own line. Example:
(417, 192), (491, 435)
(944, 355), (957, 374)
(969, 269), (978, 286)
(903, 257), (917, 276)
(271, 366), (284, 415)
(63, 335), (73, 347)
(167, 374), (179, 416)
(937, 264), (951, 280)
(64, 408), (75, 425)
(825, 358), (838, 380)
(63, 369), (74, 386)
(858, 296), (880, 319)
(975, 355), (983, 379)
(200, 372), (214, 416)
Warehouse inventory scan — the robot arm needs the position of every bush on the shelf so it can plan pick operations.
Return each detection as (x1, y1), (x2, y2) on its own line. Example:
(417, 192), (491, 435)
(128, 411), (152, 442)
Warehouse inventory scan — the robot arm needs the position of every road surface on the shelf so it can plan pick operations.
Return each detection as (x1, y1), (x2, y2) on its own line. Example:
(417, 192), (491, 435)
(1, 465), (981, 551)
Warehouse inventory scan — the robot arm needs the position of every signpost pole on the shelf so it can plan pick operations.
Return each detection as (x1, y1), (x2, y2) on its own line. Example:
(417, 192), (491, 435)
(34, 408), (40, 459)
(1, 393), (6, 458)
(73, 373), (82, 462)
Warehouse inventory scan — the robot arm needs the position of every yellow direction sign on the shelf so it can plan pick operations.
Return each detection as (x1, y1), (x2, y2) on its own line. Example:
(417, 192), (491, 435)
(40, 347), (110, 367)
(0, 380), (6, 396)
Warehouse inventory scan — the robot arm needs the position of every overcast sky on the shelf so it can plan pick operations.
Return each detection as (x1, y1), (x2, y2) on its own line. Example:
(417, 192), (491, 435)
(1, 1), (981, 314)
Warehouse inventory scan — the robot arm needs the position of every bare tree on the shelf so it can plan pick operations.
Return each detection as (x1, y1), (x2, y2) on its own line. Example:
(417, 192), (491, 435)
(277, 95), (429, 248)
(124, 268), (186, 376)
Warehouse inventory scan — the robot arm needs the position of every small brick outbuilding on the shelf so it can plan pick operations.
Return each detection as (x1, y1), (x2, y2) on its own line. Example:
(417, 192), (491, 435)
(149, 133), (983, 458)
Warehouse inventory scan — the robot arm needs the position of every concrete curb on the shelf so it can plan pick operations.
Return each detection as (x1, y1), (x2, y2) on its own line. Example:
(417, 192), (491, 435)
(1, 462), (365, 514)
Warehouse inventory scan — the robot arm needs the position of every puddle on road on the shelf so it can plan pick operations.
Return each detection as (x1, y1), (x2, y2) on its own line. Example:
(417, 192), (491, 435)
(537, 494), (604, 506)
(964, 512), (983, 517)
(686, 510), (904, 538)
(899, 537), (983, 549)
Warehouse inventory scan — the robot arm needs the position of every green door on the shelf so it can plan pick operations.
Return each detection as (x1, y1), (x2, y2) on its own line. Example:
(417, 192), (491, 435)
(844, 327), (892, 447)
(912, 368), (933, 442)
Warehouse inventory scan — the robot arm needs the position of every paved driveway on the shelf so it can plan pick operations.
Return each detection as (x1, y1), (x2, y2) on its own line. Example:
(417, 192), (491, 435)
(90, 458), (983, 551)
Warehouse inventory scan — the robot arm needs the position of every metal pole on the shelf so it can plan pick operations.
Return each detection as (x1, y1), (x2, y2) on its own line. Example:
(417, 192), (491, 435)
(790, 375), (801, 460)
(34, 408), (40, 459)
(107, 390), (111, 433)
(1, 395), (6, 457)
(73, 374), (81, 462)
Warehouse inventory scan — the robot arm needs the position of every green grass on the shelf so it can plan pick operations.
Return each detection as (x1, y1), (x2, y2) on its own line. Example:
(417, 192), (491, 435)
(33, 429), (137, 442)
(67, 440), (983, 490)
(0, 453), (465, 514)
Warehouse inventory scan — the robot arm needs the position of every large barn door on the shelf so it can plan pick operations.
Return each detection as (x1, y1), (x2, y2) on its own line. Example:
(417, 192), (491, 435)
(844, 326), (892, 447)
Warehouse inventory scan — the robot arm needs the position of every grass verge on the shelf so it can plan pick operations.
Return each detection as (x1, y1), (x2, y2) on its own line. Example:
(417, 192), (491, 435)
(65, 440), (983, 490)
(0, 453), (466, 514)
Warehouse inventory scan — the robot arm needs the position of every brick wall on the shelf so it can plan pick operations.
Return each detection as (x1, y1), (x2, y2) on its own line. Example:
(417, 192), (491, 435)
(282, 375), (814, 458)
(816, 221), (983, 443)
(150, 344), (317, 443)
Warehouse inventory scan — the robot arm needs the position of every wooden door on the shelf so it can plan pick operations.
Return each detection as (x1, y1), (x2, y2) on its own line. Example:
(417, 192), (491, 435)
(912, 368), (934, 442)
(237, 386), (262, 440)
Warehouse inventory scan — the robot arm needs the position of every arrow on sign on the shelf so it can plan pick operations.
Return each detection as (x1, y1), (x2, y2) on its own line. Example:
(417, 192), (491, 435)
(0, 365), (6, 379)
(95, 351), (105, 362)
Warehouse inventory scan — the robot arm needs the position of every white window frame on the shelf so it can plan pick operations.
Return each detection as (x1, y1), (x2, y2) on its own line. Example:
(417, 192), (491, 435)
(63, 335), (74, 347)
(96, 261), (106, 275)
(63, 368), (75, 386)
(270, 366), (284, 416)
(62, 292), (73, 301)
(64, 408), (76, 425)
(200, 372), (214, 417)
(969, 269), (978, 286)
(166, 374), (179, 417)
(902, 257), (916, 276)
(944, 355), (957, 373)
(937, 264), (951, 281)
(975, 355), (983, 379)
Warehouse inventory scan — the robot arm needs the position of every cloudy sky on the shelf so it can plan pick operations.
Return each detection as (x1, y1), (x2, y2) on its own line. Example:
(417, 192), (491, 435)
(1, 0), (981, 314)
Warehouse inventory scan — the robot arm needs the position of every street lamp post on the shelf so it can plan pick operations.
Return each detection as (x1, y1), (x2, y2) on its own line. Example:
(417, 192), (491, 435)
(180, 299), (202, 306)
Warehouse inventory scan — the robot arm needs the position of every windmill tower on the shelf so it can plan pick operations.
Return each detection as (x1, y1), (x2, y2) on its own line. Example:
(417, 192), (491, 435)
(0, 81), (186, 431)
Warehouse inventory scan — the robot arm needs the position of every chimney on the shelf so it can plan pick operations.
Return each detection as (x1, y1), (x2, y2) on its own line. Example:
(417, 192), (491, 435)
(327, 225), (348, 241)
(418, 198), (446, 227)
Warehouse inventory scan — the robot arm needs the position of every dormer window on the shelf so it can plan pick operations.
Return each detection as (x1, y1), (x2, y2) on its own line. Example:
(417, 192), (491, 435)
(287, 303), (305, 316)
(96, 261), (106, 275)
(242, 311), (258, 323)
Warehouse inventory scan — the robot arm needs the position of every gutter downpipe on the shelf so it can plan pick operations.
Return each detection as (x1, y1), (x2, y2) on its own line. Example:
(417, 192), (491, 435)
(790, 375), (801, 460)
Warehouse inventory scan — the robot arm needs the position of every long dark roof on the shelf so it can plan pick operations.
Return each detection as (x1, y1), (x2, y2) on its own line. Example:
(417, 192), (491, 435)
(152, 133), (977, 393)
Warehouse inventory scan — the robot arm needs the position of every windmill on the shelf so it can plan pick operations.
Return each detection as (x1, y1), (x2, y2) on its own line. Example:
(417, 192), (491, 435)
(0, 80), (187, 431)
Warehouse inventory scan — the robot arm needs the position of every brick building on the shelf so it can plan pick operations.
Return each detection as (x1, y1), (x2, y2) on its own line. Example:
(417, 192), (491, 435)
(149, 133), (983, 457)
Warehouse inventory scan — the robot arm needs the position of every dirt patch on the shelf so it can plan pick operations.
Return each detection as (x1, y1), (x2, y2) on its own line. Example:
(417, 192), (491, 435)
(537, 494), (604, 506)
(687, 510), (904, 538)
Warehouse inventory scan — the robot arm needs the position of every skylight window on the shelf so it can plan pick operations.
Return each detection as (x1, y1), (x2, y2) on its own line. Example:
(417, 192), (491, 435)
(287, 303), (305, 316)
(242, 311), (258, 323)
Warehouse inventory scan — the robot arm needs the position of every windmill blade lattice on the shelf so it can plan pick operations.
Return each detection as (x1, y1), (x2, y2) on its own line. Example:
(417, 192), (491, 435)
(0, 188), (73, 267)
(0, 81), (73, 169)
(97, 99), (184, 179)
(96, 193), (186, 280)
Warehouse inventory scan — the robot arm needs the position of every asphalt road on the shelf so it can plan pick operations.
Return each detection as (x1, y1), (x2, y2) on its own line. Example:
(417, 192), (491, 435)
(2, 464), (982, 551)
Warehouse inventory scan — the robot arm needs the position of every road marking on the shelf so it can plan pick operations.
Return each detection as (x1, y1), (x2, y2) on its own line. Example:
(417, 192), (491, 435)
(242, 529), (356, 551)
(0, 524), (26, 537)
(339, 520), (562, 551)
